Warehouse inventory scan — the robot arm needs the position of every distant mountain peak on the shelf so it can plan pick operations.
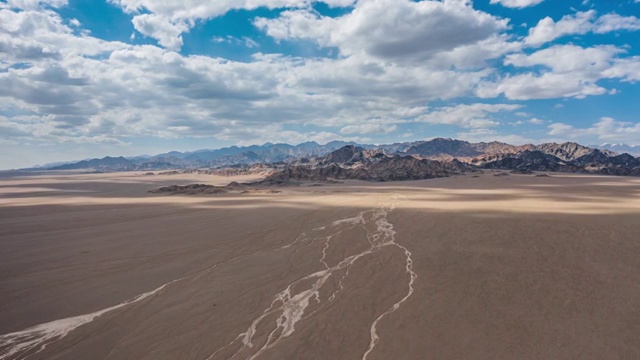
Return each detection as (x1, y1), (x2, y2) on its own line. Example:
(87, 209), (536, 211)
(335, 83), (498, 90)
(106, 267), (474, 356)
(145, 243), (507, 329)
(40, 138), (640, 175)
(598, 143), (640, 156)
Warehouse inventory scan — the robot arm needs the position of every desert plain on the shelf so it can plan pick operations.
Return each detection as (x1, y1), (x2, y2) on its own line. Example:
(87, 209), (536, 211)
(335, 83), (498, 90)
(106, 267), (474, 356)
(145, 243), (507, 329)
(1, 171), (640, 359)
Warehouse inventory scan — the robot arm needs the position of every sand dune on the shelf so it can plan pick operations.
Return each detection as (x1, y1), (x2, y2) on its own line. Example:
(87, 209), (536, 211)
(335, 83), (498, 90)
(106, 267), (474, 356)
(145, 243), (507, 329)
(1, 171), (640, 359)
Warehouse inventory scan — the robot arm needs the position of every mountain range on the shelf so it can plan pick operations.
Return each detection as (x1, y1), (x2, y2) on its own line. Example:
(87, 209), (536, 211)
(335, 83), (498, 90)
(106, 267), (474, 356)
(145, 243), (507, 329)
(46, 141), (359, 171)
(597, 143), (640, 156)
(36, 138), (640, 178)
(263, 142), (640, 182)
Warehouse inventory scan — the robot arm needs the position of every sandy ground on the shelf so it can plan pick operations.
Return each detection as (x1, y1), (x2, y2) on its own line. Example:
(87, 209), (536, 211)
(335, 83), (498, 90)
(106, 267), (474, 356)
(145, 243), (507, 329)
(1, 170), (640, 359)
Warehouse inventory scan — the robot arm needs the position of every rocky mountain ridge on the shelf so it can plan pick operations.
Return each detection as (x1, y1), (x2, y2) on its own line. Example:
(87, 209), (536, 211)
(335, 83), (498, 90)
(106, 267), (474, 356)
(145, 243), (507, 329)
(265, 145), (472, 182)
(43, 138), (640, 178)
(47, 141), (361, 171)
(257, 142), (640, 182)
(146, 141), (640, 195)
(598, 143), (640, 156)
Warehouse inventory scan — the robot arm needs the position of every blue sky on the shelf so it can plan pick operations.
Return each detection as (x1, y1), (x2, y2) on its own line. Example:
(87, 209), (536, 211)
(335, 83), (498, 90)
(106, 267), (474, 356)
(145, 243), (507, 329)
(1, 0), (640, 168)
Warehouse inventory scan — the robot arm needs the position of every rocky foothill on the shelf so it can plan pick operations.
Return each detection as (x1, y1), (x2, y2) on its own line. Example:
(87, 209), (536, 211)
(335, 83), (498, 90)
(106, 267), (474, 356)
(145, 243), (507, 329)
(148, 139), (640, 194)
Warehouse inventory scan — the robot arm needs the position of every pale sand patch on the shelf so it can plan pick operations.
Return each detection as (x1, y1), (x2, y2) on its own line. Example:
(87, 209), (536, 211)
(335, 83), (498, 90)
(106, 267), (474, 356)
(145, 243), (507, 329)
(1, 171), (639, 359)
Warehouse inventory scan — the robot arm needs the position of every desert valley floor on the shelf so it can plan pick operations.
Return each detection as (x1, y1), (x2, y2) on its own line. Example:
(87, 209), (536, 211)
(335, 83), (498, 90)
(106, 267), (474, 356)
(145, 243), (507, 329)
(1, 171), (640, 359)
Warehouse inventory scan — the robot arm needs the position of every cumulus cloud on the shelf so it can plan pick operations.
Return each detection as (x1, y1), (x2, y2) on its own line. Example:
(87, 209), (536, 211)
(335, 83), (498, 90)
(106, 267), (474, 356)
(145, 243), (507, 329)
(526, 10), (640, 46)
(456, 128), (535, 145)
(109, 0), (356, 50)
(415, 103), (522, 129)
(131, 14), (188, 51)
(505, 44), (624, 73)
(0, 3), (509, 150)
(0, 6), (128, 65)
(548, 117), (640, 144)
(478, 44), (640, 100)
(525, 11), (595, 46)
(3, 0), (68, 10)
(255, 0), (510, 64)
(489, 0), (544, 9)
(602, 56), (640, 81)
(340, 124), (397, 135)
(594, 13), (640, 33)
(216, 124), (368, 145)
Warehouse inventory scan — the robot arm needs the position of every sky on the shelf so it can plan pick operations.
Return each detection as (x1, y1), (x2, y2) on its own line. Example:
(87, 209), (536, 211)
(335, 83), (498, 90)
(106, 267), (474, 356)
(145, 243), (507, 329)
(1, 0), (640, 169)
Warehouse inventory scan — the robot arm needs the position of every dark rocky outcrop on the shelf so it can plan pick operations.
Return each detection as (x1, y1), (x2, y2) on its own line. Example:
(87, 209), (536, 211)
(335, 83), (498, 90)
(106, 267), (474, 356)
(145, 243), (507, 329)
(319, 145), (365, 165)
(265, 147), (472, 182)
(150, 180), (288, 195)
(150, 184), (228, 195)
(532, 142), (613, 161)
(511, 169), (533, 175)
(183, 164), (275, 177)
(404, 138), (483, 158)
(480, 148), (640, 176)
(481, 151), (580, 173)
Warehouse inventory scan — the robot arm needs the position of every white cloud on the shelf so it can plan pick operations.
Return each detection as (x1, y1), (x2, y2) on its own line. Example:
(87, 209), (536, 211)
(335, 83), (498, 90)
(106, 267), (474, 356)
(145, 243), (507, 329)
(109, 0), (517, 61)
(132, 14), (188, 51)
(479, 71), (608, 100)
(4, 0), (68, 9)
(479, 44), (640, 100)
(243, 37), (259, 48)
(108, 0), (356, 50)
(217, 124), (368, 145)
(255, 0), (511, 64)
(426, 34), (523, 70)
(526, 11), (595, 46)
(340, 124), (397, 135)
(505, 44), (623, 73)
(212, 35), (260, 48)
(510, 117), (545, 126)
(0, 7), (128, 64)
(401, 132), (414, 138)
(1, 0), (514, 145)
(602, 56), (640, 81)
(548, 117), (640, 144)
(594, 13), (640, 33)
(548, 122), (575, 136)
(0, 4), (509, 150)
(525, 10), (640, 46)
(489, 0), (544, 9)
(456, 128), (535, 145)
(253, 10), (335, 44)
(110, 0), (309, 19)
(415, 103), (522, 129)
